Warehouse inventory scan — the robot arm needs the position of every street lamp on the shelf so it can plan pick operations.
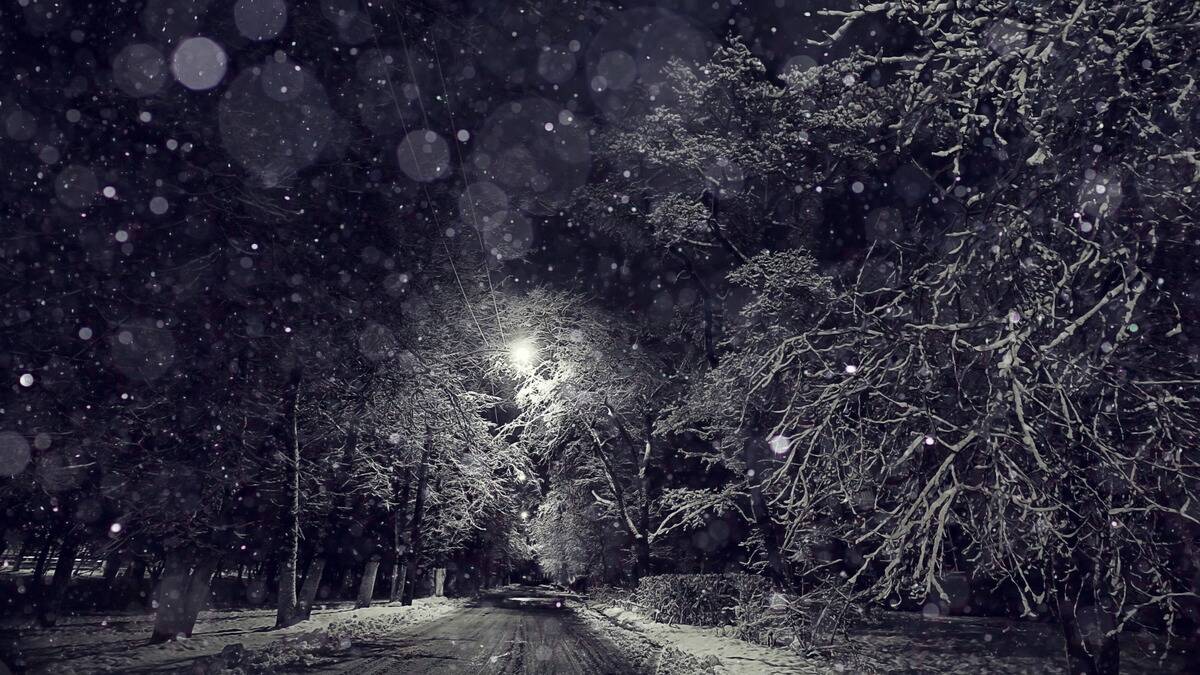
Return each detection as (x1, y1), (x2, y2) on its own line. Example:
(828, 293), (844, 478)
(509, 338), (536, 370)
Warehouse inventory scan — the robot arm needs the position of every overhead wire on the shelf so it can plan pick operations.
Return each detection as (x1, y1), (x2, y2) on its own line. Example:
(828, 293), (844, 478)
(381, 0), (506, 340)
(430, 42), (506, 340)
(360, 0), (488, 342)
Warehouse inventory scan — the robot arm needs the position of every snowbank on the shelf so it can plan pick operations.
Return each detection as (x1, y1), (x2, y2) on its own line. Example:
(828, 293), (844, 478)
(3, 598), (462, 674)
(583, 603), (825, 675)
(581, 601), (1187, 674)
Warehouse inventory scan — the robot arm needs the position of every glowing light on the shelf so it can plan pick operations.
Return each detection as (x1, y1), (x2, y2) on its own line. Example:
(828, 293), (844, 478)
(768, 435), (790, 455)
(844, 364), (859, 374)
(509, 339), (536, 369)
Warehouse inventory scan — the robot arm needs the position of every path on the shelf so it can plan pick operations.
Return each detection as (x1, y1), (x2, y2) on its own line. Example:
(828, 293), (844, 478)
(309, 586), (637, 674)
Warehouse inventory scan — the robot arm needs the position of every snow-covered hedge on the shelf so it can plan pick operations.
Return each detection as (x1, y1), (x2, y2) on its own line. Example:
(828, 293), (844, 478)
(635, 573), (772, 626)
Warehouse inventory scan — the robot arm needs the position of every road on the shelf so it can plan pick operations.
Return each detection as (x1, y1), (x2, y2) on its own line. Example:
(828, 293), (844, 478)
(312, 587), (639, 674)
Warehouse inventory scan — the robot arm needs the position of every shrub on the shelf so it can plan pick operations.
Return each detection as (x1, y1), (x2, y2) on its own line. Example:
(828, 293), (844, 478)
(733, 578), (870, 657)
(635, 573), (772, 626)
(635, 573), (871, 661)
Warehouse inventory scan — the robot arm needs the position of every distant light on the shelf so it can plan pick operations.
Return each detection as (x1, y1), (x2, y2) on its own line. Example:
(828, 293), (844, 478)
(844, 364), (858, 374)
(520, 510), (529, 521)
(109, 522), (122, 534)
(768, 435), (790, 455)
(923, 436), (935, 446)
(19, 374), (34, 387)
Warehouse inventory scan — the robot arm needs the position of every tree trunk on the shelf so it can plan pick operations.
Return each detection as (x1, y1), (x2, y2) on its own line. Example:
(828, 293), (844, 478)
(633, 537), (651, 579)
(31, 533), (54, 586)
(274, 377), (303, 628)
(150, 551), (192, 643)
(180, 557), (217, 636)
(128, 556), (149, 605)
(356, 559), (381, 608)
(1058, 610), (1119, 674)
(1094, 634), (1119, 675)
(38, 531), (79, 625)
(587, 423), (645, 578)
(102, 553), (123, 609)
(1055, 587), (1120, 675)
(298, 558), (325, 619)
(744, 438), (791, 588)
(390, 468), (412, 602)
(394, 561), (408, 602)
(636, 416), (655, 578)
(401, 429), (433, 606)
(102, 553), (122, 583)
(150, 552), (216, 643)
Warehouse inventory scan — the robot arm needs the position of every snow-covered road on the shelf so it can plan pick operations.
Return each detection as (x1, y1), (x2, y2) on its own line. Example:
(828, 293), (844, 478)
(3, 587), (641, 674)
(306, 588), (635, 674)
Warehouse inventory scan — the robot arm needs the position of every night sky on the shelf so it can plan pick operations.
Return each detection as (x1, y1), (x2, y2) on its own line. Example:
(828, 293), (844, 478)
(0, 0), (894, 313)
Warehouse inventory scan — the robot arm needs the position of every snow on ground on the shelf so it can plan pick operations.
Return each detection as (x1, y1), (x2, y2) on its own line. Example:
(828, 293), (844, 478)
(2, 598), (463, 674)
(855, 611), (1186, 674)
(580, 602), (1188, 675)
(572, 603), (720, 675)
(583, 603), (826, 675)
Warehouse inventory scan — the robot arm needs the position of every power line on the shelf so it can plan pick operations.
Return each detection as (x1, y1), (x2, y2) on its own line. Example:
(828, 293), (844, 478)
(361, 0), (488, 342)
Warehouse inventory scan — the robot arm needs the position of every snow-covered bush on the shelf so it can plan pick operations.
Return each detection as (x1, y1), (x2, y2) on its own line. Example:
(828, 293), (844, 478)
(731, 579), (866, 656)
(635, 573), (771, 626)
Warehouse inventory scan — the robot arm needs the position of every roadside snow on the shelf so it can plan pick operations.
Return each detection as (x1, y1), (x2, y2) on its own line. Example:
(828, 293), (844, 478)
(583, 603), (1187, 675)
(3, 598), (462, 674)
(587, 604), (826, 675)
(573, 604), (718, 675)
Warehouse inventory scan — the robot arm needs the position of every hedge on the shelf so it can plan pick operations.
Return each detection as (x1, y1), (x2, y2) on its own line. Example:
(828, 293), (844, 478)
(635, 573), (772, 626)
